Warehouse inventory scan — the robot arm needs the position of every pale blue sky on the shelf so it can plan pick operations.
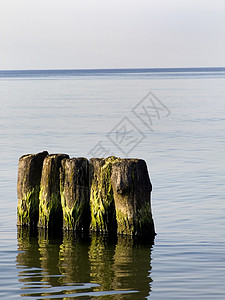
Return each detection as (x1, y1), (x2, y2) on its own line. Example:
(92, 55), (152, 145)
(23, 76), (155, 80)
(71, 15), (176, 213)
(1, 0), (225, 70)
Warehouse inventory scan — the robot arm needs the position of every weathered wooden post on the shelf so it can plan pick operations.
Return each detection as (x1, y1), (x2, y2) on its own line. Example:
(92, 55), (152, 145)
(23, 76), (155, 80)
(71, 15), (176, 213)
(17, 151), (48, 227)
(89, 157), (119, 234)
(111, 159), (155, 236)
(60, 157), (90, 231)
(38, 154), (69, 230)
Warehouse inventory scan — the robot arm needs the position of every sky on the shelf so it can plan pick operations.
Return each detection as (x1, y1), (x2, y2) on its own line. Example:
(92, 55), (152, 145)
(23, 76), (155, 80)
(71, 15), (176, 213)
(1, 0), (225, 70)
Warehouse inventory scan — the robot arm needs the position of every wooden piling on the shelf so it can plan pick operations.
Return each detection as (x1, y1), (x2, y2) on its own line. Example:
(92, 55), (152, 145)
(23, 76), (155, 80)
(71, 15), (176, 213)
(60, 157), (90, 231)
(38, 154), (69, 229)
(17, 151), (48, 227)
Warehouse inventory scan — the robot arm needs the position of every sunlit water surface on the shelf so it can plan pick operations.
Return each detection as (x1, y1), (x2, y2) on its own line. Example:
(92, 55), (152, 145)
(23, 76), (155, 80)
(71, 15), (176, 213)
(0, 68), (225, 299)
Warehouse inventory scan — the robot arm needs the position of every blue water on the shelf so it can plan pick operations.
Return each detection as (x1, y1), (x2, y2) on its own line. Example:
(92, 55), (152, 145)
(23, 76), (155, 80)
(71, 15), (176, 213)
(0, 68), (225, 299)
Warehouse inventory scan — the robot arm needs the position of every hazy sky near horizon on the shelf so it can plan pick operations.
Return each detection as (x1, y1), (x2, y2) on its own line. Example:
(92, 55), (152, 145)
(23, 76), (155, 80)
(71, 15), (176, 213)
(1, 0), (225, 70)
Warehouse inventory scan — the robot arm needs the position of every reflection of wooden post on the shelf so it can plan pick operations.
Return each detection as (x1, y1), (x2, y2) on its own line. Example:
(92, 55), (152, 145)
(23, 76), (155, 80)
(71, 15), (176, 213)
(111, 159), (155, 236)
(38, 228), (62, 287)
(16, 227), (41, 273)
(38, 154), (69, 229)
(88, 234), (115, 290)
(59, 231), (91, 284)
(60, 158), (90, 231)
(112, 235), (153, 298)
(89, 157), (118, 233)
(17, 151), (48, 227)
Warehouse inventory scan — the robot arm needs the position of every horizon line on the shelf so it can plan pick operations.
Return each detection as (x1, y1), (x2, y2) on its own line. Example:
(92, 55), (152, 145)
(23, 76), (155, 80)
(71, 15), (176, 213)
(1, 66), (225, 72)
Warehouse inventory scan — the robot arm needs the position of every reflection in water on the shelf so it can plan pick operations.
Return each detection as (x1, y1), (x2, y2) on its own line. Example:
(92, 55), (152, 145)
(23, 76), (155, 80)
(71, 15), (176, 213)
(89, 234), (116, 291)
(113, 236), (153, 298)
(59, 231), (91, 284)
(17, 227), (153, 299)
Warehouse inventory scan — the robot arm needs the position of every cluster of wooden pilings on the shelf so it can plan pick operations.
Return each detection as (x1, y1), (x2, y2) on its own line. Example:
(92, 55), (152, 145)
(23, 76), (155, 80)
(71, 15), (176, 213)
(17, 151), (155, 236)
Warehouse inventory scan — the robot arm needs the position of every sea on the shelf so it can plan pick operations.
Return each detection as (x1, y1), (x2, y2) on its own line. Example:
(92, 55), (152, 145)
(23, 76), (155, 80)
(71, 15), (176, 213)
(0, 67), (225, 299)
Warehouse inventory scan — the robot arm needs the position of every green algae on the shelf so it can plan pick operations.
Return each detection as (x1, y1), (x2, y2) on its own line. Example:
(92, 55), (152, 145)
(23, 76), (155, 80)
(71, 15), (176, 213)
(38, 185), (62, 229)
(37, 154), (67, 230)
(17, 191), (32, 226)
(89, 156), (119, 233)
(60, 191), (74, 230)
(111, 158), (155, 236)
(17, 186), (40, 227)
(115, 201), (154, 236)
(60, 165), (76, 231)
(17, 151), (48, 228)
(116, 208), (134, 235)
(60, 158), (90, 232)
(60, 190), (86, 231)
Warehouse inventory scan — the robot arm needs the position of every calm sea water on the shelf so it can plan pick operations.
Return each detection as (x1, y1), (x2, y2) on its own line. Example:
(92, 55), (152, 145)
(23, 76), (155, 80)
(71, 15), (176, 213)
(0, 68), (225, 299)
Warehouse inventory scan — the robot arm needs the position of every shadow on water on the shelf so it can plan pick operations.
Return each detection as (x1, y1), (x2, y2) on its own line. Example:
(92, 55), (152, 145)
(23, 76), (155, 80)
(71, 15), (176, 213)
(16, 227), (154, 299)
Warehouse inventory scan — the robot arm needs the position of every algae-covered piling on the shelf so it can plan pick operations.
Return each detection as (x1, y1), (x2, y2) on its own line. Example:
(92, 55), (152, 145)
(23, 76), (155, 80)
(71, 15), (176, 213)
(60, 157), (90, 231)
(111, 159), (155, 236)
(17, 151), (48, 227)
(89, 157), (119, 233)
(38, 154), (69, 229)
